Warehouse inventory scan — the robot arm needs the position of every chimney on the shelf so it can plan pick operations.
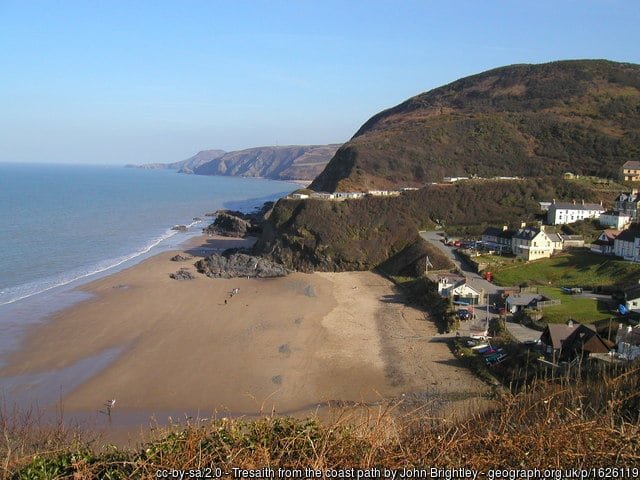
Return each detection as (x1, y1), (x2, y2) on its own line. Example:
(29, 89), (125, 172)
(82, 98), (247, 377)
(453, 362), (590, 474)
(540, 225), (546, 232)
(582, 199), (585, 205)
(573, 199), (576, 205)
(502, 225), (508, 231)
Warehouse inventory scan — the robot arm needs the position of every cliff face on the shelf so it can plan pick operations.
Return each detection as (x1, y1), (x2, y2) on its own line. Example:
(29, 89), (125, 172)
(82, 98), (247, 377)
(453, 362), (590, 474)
(128, 150), (225, 172)
(310, 60), (640, 192)
(193, 144), (341, 180)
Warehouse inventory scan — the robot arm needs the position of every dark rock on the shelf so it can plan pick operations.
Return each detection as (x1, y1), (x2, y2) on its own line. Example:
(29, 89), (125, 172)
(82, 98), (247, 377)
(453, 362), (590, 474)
(202, 212), (252, 237)
(195, 253), (288, 278)
(169, 268), (196, 280)
(171, 225), (188, 232)
(170, 254), (192, 262)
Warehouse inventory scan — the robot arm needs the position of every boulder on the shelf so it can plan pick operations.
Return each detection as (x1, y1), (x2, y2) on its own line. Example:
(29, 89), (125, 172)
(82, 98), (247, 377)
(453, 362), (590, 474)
(169, 268), (196, 280)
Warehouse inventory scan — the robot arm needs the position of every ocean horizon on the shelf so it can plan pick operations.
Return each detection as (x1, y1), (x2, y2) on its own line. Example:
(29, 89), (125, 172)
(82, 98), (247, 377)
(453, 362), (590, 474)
(0, 163), (295, 356)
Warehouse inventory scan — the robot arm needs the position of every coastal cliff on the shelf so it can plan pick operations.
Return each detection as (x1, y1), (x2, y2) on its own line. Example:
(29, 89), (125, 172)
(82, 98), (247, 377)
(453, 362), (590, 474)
(129, 144), (341, 181)
(192, 144), (341, 180)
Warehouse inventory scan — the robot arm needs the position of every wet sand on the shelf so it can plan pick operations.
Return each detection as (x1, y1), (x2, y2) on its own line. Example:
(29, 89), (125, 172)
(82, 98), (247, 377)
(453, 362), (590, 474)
(0, 235), (490, 437)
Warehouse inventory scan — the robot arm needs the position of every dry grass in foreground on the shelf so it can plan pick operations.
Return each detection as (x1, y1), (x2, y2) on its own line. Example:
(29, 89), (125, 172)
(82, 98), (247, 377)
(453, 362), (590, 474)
(2, 366), (640, 479)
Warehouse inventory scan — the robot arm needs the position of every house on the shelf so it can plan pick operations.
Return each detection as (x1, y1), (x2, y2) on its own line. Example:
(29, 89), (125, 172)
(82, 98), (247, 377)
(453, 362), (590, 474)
(540, 321), (611, 362)
(623, 284), (640, 312)
(539, 201), (552, 212)
(435, 274), (484, 305)
(334, 192), (365, 200)
(622, 161), (640, 182)
(613, 227), (640, 261)
(599, 211), (631, 230)
(615, 324), (640, 361)
(613, 190), (640, 220)
(546, 199), (604, 225)
(480, 226), (515, 253)
(590, 229), (620, 255)
(511, 225), (554, 261)
(505, 293), (544, 313)
(443, 176), (469, 183)
(290, 193), (309, 200)
(310, 192), (335, 200)
(367, 190), (400, 197)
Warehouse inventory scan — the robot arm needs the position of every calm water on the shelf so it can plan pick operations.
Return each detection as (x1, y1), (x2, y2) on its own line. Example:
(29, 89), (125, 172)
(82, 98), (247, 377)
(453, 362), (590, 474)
(0, 163), (294, 330)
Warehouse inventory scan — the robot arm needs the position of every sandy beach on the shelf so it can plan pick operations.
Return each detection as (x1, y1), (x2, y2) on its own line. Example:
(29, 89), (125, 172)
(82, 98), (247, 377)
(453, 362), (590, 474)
(0, 235), (489, 433)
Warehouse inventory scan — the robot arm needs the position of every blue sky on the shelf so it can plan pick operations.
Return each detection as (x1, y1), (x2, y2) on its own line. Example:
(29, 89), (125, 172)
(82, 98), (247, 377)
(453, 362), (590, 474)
(1, 1), (639, 165)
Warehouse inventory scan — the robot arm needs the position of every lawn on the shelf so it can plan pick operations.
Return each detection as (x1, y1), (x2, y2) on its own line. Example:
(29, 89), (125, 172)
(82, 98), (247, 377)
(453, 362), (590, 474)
(538, 287), (611, 324)
(492, 251), (640, 288)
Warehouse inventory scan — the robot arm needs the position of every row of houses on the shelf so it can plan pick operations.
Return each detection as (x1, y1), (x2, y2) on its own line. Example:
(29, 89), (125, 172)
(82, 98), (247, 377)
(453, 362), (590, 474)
(543, 189), (640, 229)
(289, 187), (418, 201)
(481, 224), (584, 261)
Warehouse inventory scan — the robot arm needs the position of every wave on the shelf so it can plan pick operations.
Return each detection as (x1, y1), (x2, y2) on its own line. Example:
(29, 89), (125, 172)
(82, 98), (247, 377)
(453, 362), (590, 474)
(0, 221), (203, 307)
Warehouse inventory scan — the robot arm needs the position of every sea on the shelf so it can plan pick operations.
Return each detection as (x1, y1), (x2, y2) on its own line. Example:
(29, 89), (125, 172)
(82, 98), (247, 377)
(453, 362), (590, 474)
(0, 163), (296, 360)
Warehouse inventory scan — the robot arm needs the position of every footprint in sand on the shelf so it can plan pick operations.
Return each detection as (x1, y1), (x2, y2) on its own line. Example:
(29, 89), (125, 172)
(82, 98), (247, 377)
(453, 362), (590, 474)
(278, 344), (292, 356)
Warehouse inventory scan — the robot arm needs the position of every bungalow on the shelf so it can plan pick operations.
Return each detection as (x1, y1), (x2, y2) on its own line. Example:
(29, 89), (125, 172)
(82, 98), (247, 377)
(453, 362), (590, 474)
(546, 200), (604, 225)
(290, 193), (309, 200)
(613, 227), (640, 261)
(540, 321), (611, 362)
(591, 229), (620, 255)
(505, 293), (544, 314)
(615, 324), (640, 361)
(511, 225), (554, 261)
(367, 190), (400, 197)
(599, 211), (631, 230)
(309, 192), (334, 200)
(334, 192), (365, 200)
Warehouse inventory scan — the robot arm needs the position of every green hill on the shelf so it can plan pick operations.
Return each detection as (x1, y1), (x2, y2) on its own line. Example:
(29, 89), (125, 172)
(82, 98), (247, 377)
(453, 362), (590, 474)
(311, 60), (640, 192)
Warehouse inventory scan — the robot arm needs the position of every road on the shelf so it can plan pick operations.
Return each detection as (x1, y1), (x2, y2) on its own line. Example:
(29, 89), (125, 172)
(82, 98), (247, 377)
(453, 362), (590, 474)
(420, 230), (542, 343)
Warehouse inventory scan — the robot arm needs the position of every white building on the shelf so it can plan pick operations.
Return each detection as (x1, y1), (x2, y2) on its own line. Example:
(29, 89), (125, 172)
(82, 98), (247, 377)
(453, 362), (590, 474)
(367, 190), (400, 197)
(613, 228), (640, 261)
(334, 192), (365, 200)
(546, 200), (604, 225)
(598, 211), (631, 230)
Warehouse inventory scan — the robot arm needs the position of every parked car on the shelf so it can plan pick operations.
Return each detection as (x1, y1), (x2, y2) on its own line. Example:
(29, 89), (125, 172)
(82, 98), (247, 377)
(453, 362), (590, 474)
(457, 309), (470, 320)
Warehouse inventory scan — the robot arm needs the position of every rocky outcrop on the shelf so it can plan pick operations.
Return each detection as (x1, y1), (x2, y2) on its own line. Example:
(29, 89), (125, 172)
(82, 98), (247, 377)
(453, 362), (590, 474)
(169, 268), (196, 280)
(170, 254), (192, 262)
(203, 212), (252, 237)
(171, 225), (188, 232)
(195, 253), (288, 278)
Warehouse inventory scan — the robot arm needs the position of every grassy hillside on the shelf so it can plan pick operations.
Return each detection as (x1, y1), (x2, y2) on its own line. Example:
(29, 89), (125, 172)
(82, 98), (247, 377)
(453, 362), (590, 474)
(311, 60), (640, 191)
(254, 177), (615, 271)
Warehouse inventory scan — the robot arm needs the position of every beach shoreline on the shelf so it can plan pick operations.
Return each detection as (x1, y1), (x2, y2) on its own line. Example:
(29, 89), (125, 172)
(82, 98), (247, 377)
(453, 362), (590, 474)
(0, 235), (490, 443)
